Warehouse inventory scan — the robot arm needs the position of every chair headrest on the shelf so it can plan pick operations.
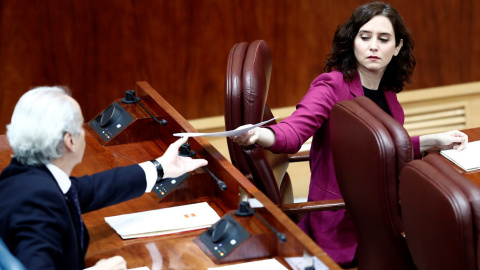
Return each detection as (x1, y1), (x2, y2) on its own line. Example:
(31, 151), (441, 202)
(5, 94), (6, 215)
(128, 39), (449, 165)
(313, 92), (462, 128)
(242, 40), (272, 125)
(353, 96), (412, 171)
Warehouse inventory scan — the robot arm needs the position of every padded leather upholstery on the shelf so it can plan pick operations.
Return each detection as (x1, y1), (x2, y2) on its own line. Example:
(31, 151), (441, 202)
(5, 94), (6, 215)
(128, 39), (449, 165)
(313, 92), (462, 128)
(224, 40), (293, 205)
(225, 41), (249, 175)
(330, 96), (414, 269)
(400, 154), (480, 270)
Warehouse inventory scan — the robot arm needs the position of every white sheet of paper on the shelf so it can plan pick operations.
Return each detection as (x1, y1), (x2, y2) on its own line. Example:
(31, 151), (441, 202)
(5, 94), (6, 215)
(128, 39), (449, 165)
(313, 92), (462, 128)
(285, 256), (329, 270)
(173, 117), (278, 137)
(440, 140), (480, 172)
(207, 258), (288, 270)
(104, 202), (220, 239)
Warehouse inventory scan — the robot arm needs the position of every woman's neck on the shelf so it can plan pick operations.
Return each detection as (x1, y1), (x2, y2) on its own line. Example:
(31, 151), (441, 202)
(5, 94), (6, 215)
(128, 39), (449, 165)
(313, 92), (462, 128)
(357, 67), (385, 90)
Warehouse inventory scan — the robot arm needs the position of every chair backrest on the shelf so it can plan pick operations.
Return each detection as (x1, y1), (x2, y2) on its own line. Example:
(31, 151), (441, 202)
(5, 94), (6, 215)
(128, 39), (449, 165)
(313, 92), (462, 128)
(0, 238), (25, 270)
(224, 40), (293, 205)
(330, 96), (414, 269)
(225, 41), (250, 175)
(400, 154), (480, 270)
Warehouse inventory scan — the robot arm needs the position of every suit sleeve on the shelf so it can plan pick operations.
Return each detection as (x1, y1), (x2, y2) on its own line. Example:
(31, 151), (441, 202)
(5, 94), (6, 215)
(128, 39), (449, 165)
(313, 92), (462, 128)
(73, 164), (147, 213)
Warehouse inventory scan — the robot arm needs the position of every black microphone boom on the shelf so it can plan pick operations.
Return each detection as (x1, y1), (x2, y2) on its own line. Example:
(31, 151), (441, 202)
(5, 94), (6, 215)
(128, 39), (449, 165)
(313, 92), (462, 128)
(121, 90), (167, 126)
(179, 143), (227, 191)
(204, 166), (227, 191)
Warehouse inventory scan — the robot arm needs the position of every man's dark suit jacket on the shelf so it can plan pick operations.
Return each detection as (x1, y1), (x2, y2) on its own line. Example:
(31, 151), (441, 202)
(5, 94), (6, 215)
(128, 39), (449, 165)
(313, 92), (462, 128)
(0, 158), (147, 270)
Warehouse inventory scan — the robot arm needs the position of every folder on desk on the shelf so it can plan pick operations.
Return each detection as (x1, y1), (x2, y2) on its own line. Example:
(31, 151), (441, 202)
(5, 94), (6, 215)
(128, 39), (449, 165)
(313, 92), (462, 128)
(105, 202), (221, 239)
(440, 140), (480, 172)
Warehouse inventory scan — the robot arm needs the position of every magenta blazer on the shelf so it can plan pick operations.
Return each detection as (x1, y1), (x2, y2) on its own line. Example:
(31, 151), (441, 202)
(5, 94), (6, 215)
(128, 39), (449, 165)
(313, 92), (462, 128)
(268, 70), (420, 265)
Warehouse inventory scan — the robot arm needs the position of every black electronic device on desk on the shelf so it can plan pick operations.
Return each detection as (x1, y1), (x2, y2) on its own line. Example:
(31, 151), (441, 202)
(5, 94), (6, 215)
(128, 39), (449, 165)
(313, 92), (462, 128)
(87, 90), (169, 147)
(151, 141), (197, 199)
(89, 101), (134, 142)
(152, 173), (190, 199)
(194, 201), (285, 264)
(197, 214), (251, 260)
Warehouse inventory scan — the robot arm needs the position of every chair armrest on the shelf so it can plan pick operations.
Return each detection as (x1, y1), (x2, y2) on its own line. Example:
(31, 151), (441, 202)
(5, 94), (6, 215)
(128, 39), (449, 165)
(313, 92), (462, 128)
(280, 199), (346, 215)
(288, 151), (310, 162)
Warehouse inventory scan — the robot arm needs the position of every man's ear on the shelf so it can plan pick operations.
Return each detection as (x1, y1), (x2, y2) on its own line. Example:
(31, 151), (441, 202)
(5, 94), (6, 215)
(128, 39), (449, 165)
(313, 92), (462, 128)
(63, 132), (75, 152)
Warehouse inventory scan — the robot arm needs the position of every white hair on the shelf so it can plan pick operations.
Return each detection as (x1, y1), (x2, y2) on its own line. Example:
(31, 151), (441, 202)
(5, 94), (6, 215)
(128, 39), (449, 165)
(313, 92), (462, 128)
(6, 86), (83, 166)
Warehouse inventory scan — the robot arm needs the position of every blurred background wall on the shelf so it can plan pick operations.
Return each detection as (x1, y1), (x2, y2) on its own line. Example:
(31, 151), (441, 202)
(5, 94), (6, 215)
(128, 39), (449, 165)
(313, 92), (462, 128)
(0, 0), (479, 134)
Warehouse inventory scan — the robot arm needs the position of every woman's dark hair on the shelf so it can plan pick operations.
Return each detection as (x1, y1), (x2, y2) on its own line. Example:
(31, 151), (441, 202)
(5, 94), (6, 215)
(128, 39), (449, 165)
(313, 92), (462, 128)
(324, 1), (415, 93)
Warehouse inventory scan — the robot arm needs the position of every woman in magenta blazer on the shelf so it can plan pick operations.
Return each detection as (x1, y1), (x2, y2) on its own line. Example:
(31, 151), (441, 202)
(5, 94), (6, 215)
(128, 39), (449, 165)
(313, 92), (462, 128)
(231, 2), (468, 267)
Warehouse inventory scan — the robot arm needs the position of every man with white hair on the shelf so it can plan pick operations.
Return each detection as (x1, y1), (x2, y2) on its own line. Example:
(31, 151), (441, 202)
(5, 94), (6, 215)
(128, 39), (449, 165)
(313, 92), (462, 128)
(0, 86), (208, 270)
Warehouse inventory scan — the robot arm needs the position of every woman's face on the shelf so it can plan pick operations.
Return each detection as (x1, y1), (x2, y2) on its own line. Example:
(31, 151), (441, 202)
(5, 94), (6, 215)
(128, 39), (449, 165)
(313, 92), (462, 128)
(354, 15), (403, 74)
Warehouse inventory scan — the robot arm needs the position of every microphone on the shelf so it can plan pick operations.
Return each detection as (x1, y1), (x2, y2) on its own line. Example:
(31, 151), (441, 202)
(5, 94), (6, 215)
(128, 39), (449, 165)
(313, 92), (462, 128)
(179, 143), (227, 191)
(234, 201), (286, 242)
(204, 166), (227, 191)
(121, 90), (168, 126)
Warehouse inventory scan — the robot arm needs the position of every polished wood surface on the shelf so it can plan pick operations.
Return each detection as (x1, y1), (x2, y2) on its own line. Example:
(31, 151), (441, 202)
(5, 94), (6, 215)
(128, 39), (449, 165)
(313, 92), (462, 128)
(1, 0), (480, 135)
(0, 82), (341, 269)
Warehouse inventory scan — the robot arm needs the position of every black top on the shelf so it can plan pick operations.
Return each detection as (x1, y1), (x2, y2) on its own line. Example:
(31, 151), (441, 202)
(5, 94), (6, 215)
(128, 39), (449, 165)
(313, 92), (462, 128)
(363, 86), (392, 116)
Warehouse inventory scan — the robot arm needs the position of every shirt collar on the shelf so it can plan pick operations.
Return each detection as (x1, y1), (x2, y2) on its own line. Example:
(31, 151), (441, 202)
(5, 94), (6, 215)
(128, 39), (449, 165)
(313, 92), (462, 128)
(45, 163), (71, 194)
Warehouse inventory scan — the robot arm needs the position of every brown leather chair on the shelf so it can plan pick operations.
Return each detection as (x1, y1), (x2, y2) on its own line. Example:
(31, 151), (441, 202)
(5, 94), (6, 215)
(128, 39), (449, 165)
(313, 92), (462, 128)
(400, 154), (480, 270)
(224, 40), (345, 213)
(330, 96), (415, 270)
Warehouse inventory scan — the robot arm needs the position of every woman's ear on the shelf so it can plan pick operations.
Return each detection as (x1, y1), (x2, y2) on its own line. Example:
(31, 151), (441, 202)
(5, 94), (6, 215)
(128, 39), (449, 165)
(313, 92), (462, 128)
(394, 39), (404, 56)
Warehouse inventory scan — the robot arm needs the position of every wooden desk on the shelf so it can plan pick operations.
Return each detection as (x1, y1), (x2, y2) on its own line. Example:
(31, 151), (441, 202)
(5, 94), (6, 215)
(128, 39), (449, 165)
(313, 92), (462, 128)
(0, 82), (340, 269)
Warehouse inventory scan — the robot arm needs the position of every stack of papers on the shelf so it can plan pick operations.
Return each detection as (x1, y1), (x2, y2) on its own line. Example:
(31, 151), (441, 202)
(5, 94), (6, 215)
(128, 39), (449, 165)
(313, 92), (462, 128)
(440, 140), (480, 172)
(105, 202), (220, 239)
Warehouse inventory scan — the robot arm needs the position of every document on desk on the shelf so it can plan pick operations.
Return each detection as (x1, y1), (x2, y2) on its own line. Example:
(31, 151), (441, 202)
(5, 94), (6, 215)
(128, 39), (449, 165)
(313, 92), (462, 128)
(440, 140), (480, 172)
(173, 117), (278, 137)
(104, 202), (220, 239)
(285, 256), (329, 270)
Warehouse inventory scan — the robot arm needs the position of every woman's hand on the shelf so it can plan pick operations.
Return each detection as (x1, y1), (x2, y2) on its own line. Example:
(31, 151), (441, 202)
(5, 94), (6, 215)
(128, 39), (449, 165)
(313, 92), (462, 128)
(420, 130), (468, 152)
(230, 126), (276, 148)
(230, 125), (259, 146)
